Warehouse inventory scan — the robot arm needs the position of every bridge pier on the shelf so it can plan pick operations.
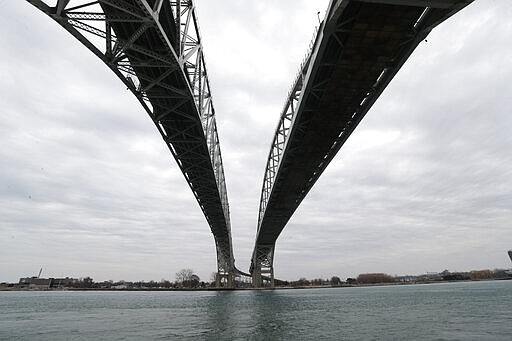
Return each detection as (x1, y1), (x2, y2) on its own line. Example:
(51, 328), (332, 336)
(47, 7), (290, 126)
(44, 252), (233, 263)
(251, 244), (275, 288)
(251, 264), (274, 288)
(215, 239), (235, 288)
(252, 266), (262, 288)
(215, 272), (234, 288)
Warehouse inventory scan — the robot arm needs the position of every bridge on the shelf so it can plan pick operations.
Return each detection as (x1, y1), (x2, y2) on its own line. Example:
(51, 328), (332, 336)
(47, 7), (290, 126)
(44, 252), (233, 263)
(25, 0), (237, 286)
(26, 0), (473, 288)
(250, 0), (473, 286)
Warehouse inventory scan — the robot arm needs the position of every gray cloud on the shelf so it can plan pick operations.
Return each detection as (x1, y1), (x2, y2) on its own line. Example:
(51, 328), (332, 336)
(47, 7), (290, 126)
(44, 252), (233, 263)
(0, 1), (511, 282)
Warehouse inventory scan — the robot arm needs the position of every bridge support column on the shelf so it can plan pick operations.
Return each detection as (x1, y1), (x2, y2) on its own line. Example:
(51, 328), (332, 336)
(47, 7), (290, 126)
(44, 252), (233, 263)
(215, 273), (221, 288)
(252, 265), (262, 288)
(215, 240), (235, 289)
(251, 244), (275, 288)
(215, 272), (234, 288)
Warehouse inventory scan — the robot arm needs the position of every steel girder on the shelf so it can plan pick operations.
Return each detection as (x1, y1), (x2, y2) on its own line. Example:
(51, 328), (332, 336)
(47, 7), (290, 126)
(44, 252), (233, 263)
(251, 0), (474, 282)
(26, 0), (235, 279)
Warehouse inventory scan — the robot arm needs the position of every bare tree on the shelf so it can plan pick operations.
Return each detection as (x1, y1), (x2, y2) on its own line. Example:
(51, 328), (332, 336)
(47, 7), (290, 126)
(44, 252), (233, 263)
(176, 269), (194, 283)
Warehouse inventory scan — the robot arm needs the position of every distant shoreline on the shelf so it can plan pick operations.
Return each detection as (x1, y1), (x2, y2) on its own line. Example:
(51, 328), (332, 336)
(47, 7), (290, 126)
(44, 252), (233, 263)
(2, 277), (510, 292)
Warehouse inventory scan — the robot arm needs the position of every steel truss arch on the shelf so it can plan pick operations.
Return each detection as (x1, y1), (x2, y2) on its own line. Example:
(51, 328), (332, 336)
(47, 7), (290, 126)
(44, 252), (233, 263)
(26, 0), (235, 283)
(251, 0), (474, 285)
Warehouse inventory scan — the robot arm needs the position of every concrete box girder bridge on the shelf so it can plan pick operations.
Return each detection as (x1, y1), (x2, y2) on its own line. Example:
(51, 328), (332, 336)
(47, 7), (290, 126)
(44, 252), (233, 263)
(25, 0), (473, 288)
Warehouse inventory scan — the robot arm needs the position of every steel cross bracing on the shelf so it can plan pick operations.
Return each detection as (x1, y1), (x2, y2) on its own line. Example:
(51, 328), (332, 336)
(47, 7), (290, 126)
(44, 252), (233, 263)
(26, 0), (235, 281)
(251, 0), (474, 284)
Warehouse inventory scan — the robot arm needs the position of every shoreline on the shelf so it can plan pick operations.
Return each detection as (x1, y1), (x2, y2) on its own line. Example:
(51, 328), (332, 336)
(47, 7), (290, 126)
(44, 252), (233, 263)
(1, 277), (510, 292)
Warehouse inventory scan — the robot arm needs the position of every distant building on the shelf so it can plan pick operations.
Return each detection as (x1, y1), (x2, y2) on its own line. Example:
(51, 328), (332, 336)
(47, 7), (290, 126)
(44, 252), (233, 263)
(29, 278), (51, 289)
(440, 270), (451, 277)
(507, 250), (512, 275)
(50, 277), (78, 288)
(421, 272), (443, 280)
(394, 275), (418, 283)
(469, 270), (492, 280)
(19, 277), (36, 286)
(19, 276), (78, 289)
(113, 284), (128, 289)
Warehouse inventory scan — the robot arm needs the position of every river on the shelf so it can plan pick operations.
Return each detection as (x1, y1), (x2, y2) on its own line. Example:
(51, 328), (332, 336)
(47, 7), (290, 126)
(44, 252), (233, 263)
(1, 280), (511, 340)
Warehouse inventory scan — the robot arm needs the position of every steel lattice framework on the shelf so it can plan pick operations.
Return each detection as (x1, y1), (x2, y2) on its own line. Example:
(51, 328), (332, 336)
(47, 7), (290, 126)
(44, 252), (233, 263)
(26, 0), (235, 283)
(251, 0), (474, 285)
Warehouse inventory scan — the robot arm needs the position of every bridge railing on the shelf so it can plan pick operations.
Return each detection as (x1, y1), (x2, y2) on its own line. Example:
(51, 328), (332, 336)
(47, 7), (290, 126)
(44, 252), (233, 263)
(256, 24), (320, 230)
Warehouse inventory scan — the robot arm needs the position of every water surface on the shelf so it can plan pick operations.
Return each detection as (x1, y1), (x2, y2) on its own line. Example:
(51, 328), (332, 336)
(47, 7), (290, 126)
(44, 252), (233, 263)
(1, 280), (511, 340)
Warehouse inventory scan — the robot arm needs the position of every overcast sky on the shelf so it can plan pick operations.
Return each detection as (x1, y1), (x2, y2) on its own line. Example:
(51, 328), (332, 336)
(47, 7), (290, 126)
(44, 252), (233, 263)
(0, 1), (511, 283)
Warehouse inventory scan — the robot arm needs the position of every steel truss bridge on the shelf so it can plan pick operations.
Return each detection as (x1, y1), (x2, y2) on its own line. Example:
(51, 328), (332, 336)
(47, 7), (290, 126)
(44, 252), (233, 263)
(250, 0), (473, 286)
(26, 0), (238, 286)
(26, 0), (472, 288)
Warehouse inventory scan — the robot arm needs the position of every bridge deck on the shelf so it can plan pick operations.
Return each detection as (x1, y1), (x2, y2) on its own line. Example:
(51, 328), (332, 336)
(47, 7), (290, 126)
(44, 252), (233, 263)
(103, 3), (230, 242)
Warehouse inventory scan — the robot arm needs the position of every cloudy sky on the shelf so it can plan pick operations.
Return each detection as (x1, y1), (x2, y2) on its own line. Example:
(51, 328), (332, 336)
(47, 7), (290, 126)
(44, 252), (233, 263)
(0, 0), (511, 283)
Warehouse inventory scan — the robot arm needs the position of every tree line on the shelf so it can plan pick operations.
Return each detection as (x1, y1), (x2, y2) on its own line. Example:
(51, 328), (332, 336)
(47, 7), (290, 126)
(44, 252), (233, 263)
(283, 268), (510, 287)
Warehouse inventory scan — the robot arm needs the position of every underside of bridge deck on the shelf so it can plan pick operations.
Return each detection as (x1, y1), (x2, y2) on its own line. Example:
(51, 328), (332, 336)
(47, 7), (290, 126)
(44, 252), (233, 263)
(251, 0), (473, 286)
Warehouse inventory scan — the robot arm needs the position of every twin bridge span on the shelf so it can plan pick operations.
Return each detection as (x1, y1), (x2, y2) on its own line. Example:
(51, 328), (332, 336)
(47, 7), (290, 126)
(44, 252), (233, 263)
(27, 0), (473, 287)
